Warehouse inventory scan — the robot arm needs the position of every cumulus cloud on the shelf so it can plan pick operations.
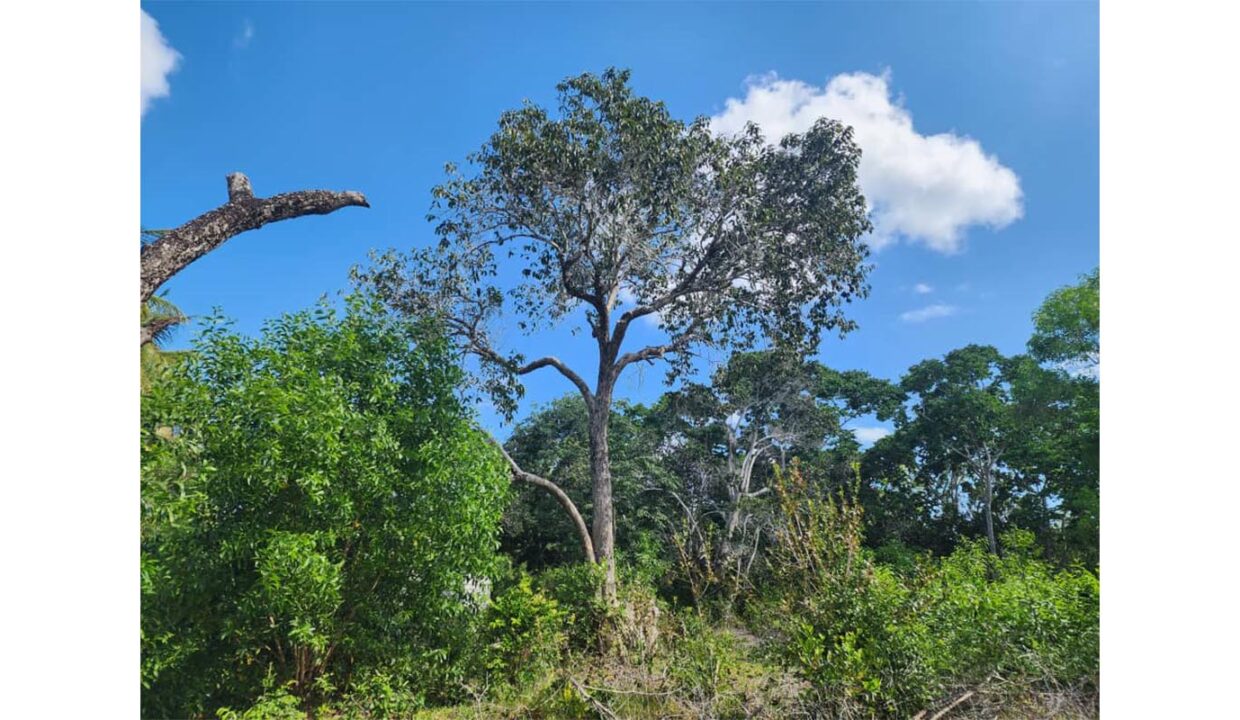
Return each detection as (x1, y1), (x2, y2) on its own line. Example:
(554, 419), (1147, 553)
(711, 72), (1023, 253)
(141, 10), (180, 116)
(900, 304), (958, 323)
(852, 426), (892, 445)
(913, 282), (934, 294)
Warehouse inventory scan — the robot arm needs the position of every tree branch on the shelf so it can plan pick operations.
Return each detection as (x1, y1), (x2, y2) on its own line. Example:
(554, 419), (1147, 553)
(483, 433), (596, 564)
(614, 321), (705, 373)
(139, 315), (182, 347)
(516, 356), (594, 406)
(139, 173), (369, 303)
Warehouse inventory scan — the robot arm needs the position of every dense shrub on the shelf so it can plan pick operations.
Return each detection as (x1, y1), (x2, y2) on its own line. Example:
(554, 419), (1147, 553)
(477, 574), (568, 689)
(761, 464), (1099, 718)
(141, 295), (510, 718)
(535, 562), (609, 649)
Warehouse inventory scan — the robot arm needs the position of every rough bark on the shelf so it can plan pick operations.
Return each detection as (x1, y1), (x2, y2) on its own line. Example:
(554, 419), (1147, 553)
(588, 379), (618, 602)
(139, 173), (369, 304)
(139, 315), (182, 347)
(485, 434), (596, 564)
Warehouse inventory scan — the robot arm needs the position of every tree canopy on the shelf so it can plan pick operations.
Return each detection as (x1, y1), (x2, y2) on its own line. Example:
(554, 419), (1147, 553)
(359, 67), (873, 598)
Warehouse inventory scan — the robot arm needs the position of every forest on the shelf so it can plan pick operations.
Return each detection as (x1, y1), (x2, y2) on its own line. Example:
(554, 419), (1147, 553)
(140, 70), (1099, 720)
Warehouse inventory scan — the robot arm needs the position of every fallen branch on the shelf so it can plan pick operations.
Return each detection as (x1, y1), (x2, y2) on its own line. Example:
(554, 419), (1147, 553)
(569, 677), (620, 720)
(912, 690), (976, 720)
(139, 172), (369, 303)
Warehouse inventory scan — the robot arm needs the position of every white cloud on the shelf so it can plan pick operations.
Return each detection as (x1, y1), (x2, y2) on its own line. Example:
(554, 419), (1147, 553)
(900, 303), (958, 323)
(913, 282), (934, 294)
(852, 426), (892, 445)
(141, 10), (180, 116)
(711, 71), (1023, 253)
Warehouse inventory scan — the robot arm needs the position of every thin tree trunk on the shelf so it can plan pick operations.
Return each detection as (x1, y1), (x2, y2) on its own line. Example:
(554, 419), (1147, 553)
(140, 173), (368, 304)
(588, 382), (617, 603)
(984, 465), (998, 556)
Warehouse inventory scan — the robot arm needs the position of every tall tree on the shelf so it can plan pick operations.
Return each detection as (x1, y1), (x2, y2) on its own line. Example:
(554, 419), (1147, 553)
(360, 69), (872, 599)
(886, 345), (1017, 555)
(655, 351), (903, 565)
(1018, 268), (1100, 561)
(1028, 267), (1100, 374)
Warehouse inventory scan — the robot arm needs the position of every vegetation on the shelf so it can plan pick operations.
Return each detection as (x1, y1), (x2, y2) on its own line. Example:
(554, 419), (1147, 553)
(357, 67), (872, 600)
(141, 69), (1099, 719)
(141, 295), (510, 717)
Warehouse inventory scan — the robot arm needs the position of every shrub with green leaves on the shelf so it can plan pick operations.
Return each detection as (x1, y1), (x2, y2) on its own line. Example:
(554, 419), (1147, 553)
(761, 464), (1099, 718)
(141, 294), (510, 718)
(477, 573), (568, 689)
(535, 562), (609, 649)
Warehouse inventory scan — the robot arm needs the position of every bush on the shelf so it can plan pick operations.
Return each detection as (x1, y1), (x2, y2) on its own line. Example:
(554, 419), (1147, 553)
(141, 295), (510, 718)
(478, 574), (568, 689)
(535, 563), (608, 649)
(762, 464), (1099, 718)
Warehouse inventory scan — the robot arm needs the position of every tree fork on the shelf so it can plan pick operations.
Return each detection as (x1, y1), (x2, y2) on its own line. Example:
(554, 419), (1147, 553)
(139, 173), (369, 304)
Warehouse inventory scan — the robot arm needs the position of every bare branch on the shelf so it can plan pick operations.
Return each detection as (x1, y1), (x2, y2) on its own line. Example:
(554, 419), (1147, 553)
(516, 356), (594, 405)
(614, 321), (705, 373)
(483, 432), (596, 564)
(140, 173), (369, 303)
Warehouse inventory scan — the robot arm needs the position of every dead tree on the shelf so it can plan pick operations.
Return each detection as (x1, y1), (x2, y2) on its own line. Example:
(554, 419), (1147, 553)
(139, 172), (369, 305)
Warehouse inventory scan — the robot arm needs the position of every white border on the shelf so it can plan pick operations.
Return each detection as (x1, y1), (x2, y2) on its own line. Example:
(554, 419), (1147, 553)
(3, 1), (1239, 716)
(1102, 1), (1239, 716)
(1, 1), (139, 716)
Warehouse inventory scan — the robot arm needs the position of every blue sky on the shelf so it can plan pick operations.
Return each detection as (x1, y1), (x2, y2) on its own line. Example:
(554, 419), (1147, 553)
(141, 1), (1098, 440)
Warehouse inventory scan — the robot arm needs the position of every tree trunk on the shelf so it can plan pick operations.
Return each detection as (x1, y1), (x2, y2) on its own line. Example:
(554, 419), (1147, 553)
(139, 173), (368, 305)
(588, 383), (617, 603)
(984, 466), (998, 556)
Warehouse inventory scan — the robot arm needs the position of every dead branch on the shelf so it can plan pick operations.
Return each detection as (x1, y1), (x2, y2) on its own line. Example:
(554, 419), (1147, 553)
(912, 690), (976, 720)
(139, 172), (369, 303)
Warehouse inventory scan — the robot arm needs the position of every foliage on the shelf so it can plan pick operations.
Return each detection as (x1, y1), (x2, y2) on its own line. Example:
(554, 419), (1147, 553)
(141, 293), (510, 718)
(477, 574), (568, 689)
(1028, 267), (1099, 372)
(654, 350), (904, 606)
(535, 562), (610, 649)
(501, 396), (677, 570)
(358, 66), (872, 415)
(140, 293), (191, 393)
(759, 464), (1099, 718)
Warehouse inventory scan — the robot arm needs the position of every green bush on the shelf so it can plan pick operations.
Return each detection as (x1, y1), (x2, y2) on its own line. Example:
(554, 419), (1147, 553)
(478, 574), (568, 688)
(141, 295), (510, 718)
(535, 563), (608, 649)
(762, 464), (1099, 718)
